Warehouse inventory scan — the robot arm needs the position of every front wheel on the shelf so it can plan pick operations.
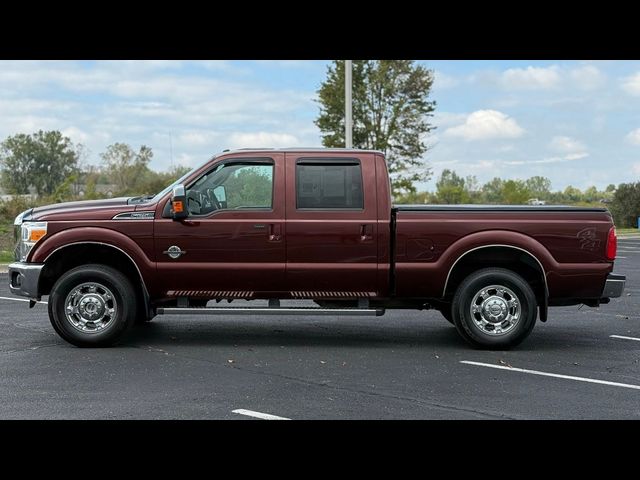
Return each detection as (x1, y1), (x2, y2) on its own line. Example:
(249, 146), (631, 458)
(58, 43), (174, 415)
(452, 268), (537, 349)
(48, 264), (138, 347)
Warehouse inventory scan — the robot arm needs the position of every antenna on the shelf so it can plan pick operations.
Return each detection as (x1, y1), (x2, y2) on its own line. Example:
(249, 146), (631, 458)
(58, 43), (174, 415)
(169, 133), (174, 170)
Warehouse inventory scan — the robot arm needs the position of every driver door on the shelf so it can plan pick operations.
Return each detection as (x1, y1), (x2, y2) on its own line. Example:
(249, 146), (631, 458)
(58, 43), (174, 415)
(154, 154), (286, 297)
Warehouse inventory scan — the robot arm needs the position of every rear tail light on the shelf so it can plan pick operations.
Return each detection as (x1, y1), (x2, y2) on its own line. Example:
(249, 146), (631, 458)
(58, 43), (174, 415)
(606, 227), (617, 261)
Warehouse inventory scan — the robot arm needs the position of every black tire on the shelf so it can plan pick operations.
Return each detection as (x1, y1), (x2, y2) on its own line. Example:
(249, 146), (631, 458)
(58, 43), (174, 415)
(451, 268), (537, 349)
(48, 264), (138, 347)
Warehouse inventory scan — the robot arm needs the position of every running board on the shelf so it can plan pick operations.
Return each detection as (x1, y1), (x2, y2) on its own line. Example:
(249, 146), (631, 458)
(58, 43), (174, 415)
(156, 307), (385, 317)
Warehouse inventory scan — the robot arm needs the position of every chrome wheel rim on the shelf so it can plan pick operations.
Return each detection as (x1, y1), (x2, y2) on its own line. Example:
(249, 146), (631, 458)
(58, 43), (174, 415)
(470, 284), (520, 336)
(64, 282), (117, 334)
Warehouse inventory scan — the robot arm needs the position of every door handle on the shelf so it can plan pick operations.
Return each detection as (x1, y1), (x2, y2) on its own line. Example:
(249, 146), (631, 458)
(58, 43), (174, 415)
(360, 224), (373, 241)
(269, 223), (282, 242)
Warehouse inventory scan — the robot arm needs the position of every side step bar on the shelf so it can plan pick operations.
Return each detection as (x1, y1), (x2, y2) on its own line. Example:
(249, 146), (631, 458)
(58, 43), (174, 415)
(156, 307), (385, 317)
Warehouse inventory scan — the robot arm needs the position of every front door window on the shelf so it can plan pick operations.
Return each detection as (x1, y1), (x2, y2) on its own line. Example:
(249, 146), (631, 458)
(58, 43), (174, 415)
(186, 162), (274, 216)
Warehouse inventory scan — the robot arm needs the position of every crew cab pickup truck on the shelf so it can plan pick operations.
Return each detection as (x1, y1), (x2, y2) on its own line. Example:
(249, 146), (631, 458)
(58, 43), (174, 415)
(8, 148), (626, 349)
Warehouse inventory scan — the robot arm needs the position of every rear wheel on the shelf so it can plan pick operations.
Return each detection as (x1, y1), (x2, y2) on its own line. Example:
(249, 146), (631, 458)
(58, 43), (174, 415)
(452, 268), (537, 349)
(48, 264), (138, 347)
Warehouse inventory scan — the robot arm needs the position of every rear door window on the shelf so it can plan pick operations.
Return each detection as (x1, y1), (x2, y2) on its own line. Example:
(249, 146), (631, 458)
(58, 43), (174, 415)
(295, 159), (363, 209)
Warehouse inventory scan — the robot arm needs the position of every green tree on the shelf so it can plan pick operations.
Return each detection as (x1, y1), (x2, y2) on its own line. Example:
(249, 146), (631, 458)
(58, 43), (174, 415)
(436, 169), (469, 204)
(464, 175), (482, 203)
(224, 166), (273, 208)
(562, 185), (583, 203)
(501, 180), (530, 204)
(395, 190), (436, 204)
(100, 143), (153, 194)
(609, 182), (640, 228)
(135, 165), (191, 196)
(315, 60), (436, 195)
(525, 176), (551, 200)
(0, 130), (80, 196)
(481, 177), (504, 203)
(583, 186), (599, 203)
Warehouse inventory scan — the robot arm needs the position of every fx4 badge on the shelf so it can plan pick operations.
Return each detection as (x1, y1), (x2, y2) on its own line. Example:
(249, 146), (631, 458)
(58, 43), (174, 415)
(577, 228), (601, 251)
(163, 245), (186, 259)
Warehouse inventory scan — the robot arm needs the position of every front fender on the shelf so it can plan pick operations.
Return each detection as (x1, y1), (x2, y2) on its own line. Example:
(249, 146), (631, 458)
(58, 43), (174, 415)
(29, 226), (156, 292)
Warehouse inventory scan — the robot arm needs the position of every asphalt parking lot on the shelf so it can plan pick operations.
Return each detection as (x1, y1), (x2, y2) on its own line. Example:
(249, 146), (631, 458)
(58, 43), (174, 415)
(0, 237), (638, 420)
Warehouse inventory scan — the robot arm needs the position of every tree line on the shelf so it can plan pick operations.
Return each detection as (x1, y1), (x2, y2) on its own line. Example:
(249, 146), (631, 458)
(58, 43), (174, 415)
(395, 169), (638, 228)
(0, 130), (189, 201)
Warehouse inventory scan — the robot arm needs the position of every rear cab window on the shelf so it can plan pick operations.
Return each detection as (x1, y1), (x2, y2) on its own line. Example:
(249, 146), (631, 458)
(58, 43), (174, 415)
(295, 158), (363, 210)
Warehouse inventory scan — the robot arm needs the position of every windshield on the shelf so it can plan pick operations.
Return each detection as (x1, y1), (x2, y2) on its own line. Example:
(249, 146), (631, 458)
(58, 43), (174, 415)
(143, 154), (219, 204)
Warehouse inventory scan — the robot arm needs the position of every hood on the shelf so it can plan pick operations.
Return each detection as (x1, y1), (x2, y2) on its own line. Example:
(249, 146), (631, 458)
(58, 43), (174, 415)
(29, 197), (137, 221)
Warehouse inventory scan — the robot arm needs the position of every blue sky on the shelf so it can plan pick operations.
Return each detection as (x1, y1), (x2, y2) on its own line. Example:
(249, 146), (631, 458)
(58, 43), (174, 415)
(1, 60), (639, 191)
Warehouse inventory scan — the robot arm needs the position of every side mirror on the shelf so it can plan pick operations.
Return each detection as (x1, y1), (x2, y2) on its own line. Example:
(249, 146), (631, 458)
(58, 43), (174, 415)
(213, 185), (226, 203)
(171, 184), (188, 220)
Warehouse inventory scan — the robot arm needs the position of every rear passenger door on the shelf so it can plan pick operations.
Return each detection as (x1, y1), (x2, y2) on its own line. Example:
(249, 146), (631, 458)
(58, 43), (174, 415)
(284, 153), (379, 297)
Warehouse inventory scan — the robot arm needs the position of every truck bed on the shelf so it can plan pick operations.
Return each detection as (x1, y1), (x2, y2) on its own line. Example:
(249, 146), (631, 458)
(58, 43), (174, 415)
(391, 204), (614, 300)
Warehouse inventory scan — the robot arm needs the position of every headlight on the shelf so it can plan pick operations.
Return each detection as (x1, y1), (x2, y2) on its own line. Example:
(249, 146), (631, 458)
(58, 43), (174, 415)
(16, 221), (47, 262)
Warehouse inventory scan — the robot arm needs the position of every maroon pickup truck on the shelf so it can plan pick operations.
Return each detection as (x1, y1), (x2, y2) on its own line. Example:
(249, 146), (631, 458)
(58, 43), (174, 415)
(8, 148), (625, 348)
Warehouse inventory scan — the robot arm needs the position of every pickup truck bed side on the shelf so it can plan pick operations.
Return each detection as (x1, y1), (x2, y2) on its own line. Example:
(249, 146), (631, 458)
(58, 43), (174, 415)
(392, 206), (613, 301)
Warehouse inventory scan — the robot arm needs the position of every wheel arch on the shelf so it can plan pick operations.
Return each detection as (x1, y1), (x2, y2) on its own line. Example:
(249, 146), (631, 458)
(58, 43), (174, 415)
(38, 242), (153, 319)
(443, 244), (549, 320)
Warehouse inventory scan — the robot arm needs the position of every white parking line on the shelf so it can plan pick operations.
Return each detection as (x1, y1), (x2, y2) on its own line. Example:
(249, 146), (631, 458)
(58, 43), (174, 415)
(232, 409), (291, 420)
(0, 296), (47, 305)
(610, 335), (640, 342)
(460, 361), (640, 391)
(615, 256), (627, 259)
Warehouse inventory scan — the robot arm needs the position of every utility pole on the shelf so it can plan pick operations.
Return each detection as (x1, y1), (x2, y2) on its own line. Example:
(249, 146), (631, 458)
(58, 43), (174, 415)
(345, 60), (353, 148)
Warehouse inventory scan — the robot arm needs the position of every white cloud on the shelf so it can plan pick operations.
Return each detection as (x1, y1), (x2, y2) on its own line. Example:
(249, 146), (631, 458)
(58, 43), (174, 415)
(563, 152), (589, 161)
(501, 66), (561, 90)
(434, 111), (468, 128)
(633, 163), (640, 175)
(549, 136), (587, 154)
(0, 60), (321, 171)
(497, 64), (605, 92)
(433, 71), (460, 90)
(626, 128), (640, 145)
(61, 126), (90, 144)
(569, 65), (606, 91)
(178, 131), (221, 147)
(537, 152), (588, 164)
(444, 110), (525, 141)
(622, 72), (640, 96)
(227, 132), (299, 149)
(504, 152), (588, 166)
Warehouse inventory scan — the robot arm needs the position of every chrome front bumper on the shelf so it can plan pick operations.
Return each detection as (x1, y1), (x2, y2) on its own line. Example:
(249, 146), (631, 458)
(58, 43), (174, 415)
(601, 273), (625, 299)
(8, 262), (44, 300)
